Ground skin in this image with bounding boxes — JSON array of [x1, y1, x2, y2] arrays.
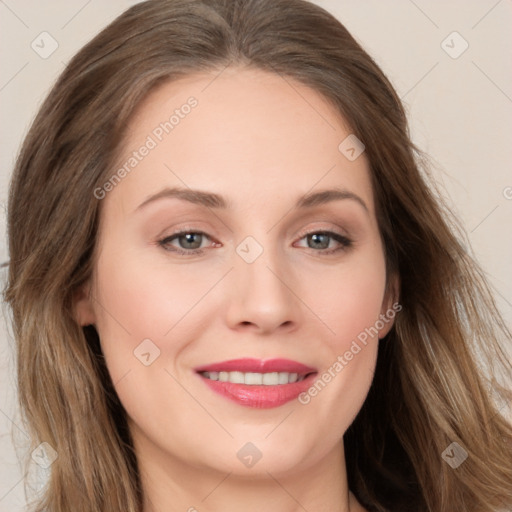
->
[[76, 66, 397, 512]]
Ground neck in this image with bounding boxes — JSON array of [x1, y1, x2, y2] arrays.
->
[[134, 430, 362, 512]]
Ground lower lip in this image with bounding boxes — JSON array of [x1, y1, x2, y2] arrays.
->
[[198, 373, 317, 408]]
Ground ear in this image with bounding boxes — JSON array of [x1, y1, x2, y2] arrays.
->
[[378, 272, 400, 339], [73, 281, 96, 326]]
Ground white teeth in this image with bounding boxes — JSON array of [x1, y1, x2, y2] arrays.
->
[[262, 372, 279, 385], [202, 371, 307, 385], [245, 372, 263, 385], [278, 372, 289, 384], [230, 371, 245, 384]]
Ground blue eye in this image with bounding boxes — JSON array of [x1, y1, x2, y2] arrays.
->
[[158, 231, 212, 254], [158, 230, 352, 256], [297, 231, 352, 253]]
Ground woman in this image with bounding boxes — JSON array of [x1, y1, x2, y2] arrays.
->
[[5, 0, 512, 511]]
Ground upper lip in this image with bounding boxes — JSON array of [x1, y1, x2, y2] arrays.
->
[[194, 358, 317, 375]]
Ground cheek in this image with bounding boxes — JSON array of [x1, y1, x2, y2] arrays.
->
[[294, 248, 385, 429], [90, 240, 230, 382], [303, 246, 387, 349]]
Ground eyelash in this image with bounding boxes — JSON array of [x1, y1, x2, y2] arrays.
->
[[295, 230, 353, 254], [158, 230, 217, 256], [157, 229, 352, 256]]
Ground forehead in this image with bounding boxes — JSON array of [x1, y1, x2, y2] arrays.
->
[[108, 66, 375, 215]]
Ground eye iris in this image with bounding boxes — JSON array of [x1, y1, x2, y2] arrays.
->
[[308, 233, 330, 249], [179, 233, 202, 249]]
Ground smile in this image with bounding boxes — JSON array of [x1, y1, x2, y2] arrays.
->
[[194, 358, 318, 408], [200, 371, 308, 385]]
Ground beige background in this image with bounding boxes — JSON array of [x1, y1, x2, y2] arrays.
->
[[1, 1, 511, 509]]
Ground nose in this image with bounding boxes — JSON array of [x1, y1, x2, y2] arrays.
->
[[224, 247, 300, 335]]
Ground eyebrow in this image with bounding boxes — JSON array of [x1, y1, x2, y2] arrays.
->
[[135, 186, 369, 214], [136, 187, 227, 210], [296, 189, 369, 213]]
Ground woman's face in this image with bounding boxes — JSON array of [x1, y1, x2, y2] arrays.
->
[[78, 67, 396, 479]]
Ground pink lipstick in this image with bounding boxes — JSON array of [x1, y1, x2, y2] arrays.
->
[[194, 358, 317, 409]]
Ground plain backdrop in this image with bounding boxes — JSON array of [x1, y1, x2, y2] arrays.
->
[[1, 1, 511, 510]]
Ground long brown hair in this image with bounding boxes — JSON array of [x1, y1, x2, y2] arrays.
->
[[5, 1, 512, 511]]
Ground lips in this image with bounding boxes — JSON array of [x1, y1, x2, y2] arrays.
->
[[195, 358, 316, 374], [194, 358, 317, 409]]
